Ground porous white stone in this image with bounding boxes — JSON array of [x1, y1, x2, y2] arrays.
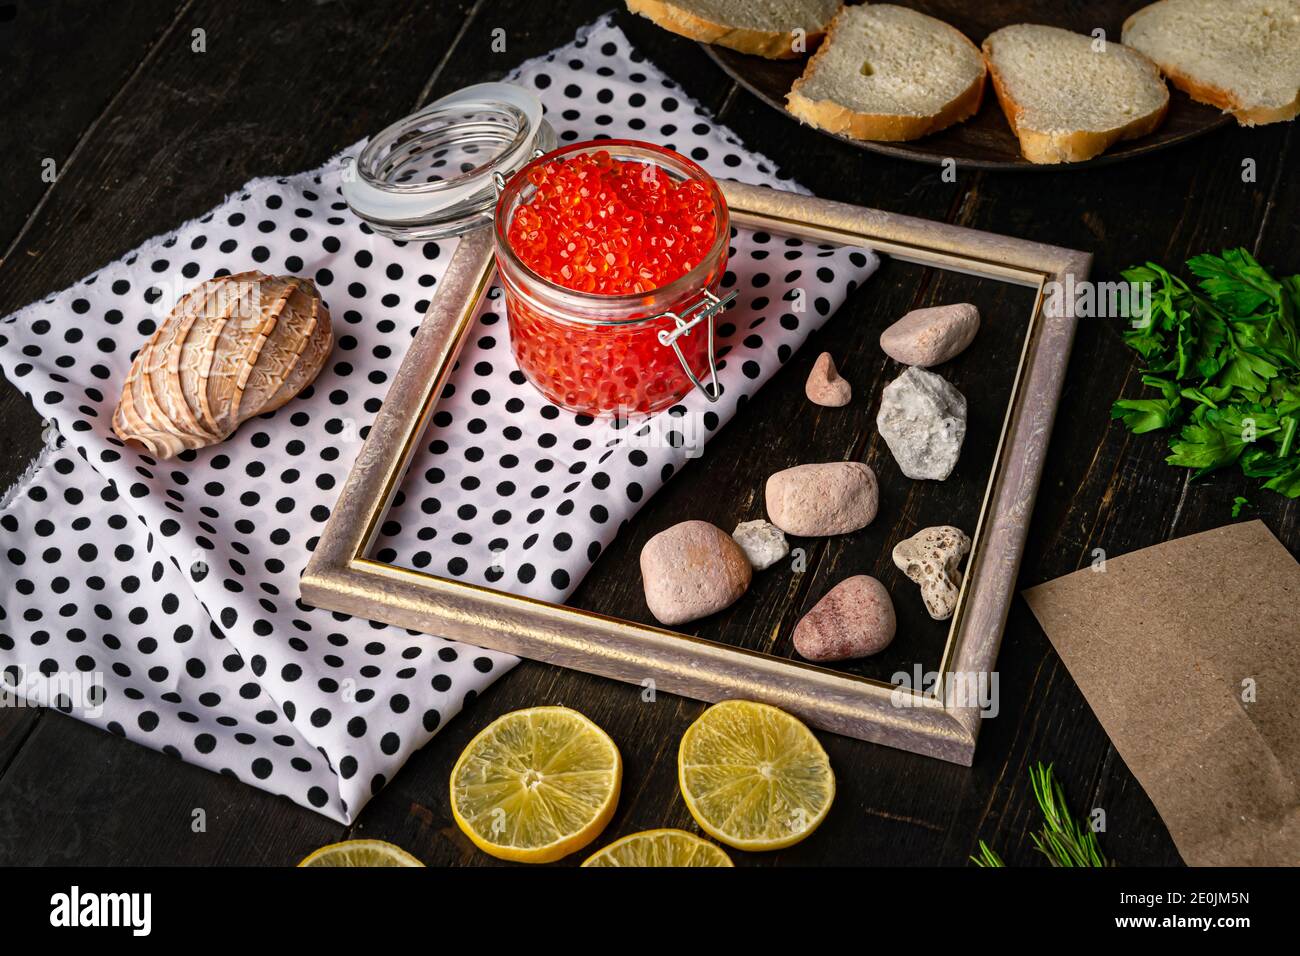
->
[[876, 366, 967, 480], [892, 525, 971, 620], [732, 519, 790, 571]]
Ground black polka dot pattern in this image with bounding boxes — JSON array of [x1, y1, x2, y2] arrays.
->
[[0, 16, 877, 824]]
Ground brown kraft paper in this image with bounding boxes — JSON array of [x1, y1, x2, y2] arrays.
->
[[1022, 520, 1300, 866]]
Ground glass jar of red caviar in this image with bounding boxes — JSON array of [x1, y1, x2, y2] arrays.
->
[[493, 141, 731, 417], [341, 85, 732, 417]]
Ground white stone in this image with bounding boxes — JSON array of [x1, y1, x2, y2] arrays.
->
[[876, 366, 967, 480], [732, 519, 790, 571], [892, 525, 971, 620]]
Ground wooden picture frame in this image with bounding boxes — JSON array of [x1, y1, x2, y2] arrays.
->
[[301, 179, 1089, 765]]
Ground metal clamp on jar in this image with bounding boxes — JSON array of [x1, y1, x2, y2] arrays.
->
[[342, 82, 733, 417]]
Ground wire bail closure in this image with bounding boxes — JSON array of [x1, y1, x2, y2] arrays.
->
[[490, 148, 547, 197], [654, 289, 736, 403]]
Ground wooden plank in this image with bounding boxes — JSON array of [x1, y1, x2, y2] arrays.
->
[[0, 0, 185, 488], [0, 0, 474, 313], [1, 0, 1294, 867], [420, 0, 740, 114], [0, 711, 340, 864], [1247, 125, 1300, 545], [0, 706, 40, 775], [0, 0, 185, 253]]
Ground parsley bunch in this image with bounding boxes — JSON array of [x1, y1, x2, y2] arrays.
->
[[1111, 248, 1300, 499]]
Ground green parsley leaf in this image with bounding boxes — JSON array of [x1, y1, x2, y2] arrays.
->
[[1112, 398, 1176, 434], [1112, 249, 1300, 501]]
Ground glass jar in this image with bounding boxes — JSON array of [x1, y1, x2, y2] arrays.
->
[[341, 83, 556, 240], [493, 141, 731, 417], [341, 85, 731, 417]]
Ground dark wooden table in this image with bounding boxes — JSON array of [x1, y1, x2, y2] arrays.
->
[[0, 0, 1295, 867]]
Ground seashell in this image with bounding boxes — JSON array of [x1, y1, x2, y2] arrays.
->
[[112, 271, 332, 458]]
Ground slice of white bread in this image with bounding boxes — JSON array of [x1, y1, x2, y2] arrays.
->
[[1122, 0, 1300, 126], [982, 24, 1169, 163], [625, 0, 841, 59], [785, 4, 985, 141]]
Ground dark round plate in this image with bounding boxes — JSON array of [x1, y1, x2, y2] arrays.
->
[[700, 0, 1232, 171]]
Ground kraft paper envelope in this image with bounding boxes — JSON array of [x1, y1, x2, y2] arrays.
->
[[1023, 520, 1300, 866]]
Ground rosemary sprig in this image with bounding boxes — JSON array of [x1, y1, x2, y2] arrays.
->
[[971, 840, 1005, 868], [1029, 763, 1109, 866], [971, 762, 1110, 867]]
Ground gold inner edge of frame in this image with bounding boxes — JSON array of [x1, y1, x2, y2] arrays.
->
[[354, 241, 496, 559], [934, 277, 1047, 696], [340, 193, 1057, 703], [348, 552, 944, 706]]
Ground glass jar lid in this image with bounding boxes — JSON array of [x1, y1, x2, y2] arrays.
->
[[341, 82, 556, 240]]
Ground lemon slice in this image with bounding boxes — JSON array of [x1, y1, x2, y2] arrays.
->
[[450, 706, 622, 863], [582, 828, 733, 867], [297, 839, 424, 867], [678, 700, 835, 851]]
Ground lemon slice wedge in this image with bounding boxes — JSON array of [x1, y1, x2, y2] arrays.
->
[[297, 839, 424, 867], [582, 828, 733, 867], [450, 706, 622, 863], [678, 700, 835, 851]]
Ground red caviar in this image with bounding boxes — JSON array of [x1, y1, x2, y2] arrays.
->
[[497, 144, 726, 416], [508, 150, 718, 294]]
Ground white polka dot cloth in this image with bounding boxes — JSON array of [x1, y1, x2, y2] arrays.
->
[[0, 15, 878, 823]]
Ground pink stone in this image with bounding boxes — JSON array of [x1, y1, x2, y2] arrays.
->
[[880, 303, 980, 367], [765, 461, 878, 537], [805, 352, 852, 407], [640, 520, 752, 626], [793, 575, 896, 661]]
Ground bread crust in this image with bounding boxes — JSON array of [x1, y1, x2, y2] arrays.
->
[[1157, 60, 1299, 125], [982, 35, 1170, 163], [784, 7, 986, 141], [787, 72, 985, 141], [1122, 4, 1300, 127], [625, 0, 828, 59]]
